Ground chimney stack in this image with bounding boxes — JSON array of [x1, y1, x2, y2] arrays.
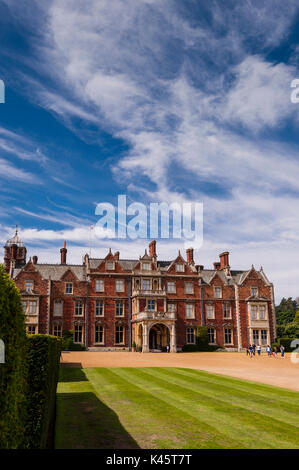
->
[[149, 240, 157, 258], [60, 241, 67, 265], [186, 248, 194, 264], [114, 251, 120, 261], [213, 261, 220, 270], [219, 251, 229, 269], [32, 255, 38, 265]]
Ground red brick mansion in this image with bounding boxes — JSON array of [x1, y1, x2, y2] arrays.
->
[[3, 230, 276, 352]]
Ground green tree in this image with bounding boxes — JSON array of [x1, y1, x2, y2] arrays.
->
[[275, 297, 297, 325], [0, 265, 28, 448]]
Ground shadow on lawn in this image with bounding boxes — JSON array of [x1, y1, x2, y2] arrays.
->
[[56, 368, 139, 449]]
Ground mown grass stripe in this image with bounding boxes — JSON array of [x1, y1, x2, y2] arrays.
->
[[111, 368, 299, 449], [85, 367, 243, 449], [147, 367, 299, 426]]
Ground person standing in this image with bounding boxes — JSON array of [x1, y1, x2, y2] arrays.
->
[[257, 344, 261, 356], [252, 343, 256, 356], [280, 344, 285, 358], [273, 346, 278, 358], [266, 345, 271, 357], [248, 344, 253, 358]]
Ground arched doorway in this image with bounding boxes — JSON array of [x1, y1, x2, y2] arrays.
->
[[149, 323, 170, 351]]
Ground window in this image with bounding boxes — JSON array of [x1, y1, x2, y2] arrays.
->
[[95, 300, 104, 316], [186, 327, 195, 344], [27, 326, 36, 334], [206, 305, 215, 319], [185, 282, 194, 294], [74, 300, 83, 316], [142, 262, 151, 270], [54, 300, 63, 317], [95, 325, 104, 344], [253, 329, 259, 343], [25, 281, 33, 293], [22, 301, 27, 313], [168, 303, 176, 313], [223, 303, 231, 319], [261, 329, 267, 345], [74, 325, 83, 343], [259, 305, 266, 320], [176, 264, 184, 272], [53, 324, 62, 337], [106, 261, 115, 270], [115, 325, 124, 344], [185, 303, 195, 318], [214, 287, 222, 298], [29, 301, 37, 314], [208, 328, 216, 344], [251, 305, 258, 320], [147, 299, 156, 311], [115, 279, 124, 292], [65, 282, 73, 294], [95, 279, 104, 292], [224, 328, 232, 344], [142, 279, 151, 290], [115, 302, 124, 317], [251, 287, 258, 297], [167, 281, 176, 293]]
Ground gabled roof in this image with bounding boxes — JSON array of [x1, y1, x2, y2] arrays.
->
[[12, 264, 86, 282]]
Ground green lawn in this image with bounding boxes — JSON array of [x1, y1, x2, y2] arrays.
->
[[55, 367, 299, 449]]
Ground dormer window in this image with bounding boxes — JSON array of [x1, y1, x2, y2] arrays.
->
[[176, 264, 184, 272], [214, 287, 222, 298], [25, 281, 33, 293], [251, 287, 258, 297], [106, 261, 115, 270], [142, 262, 151, 271], [142, 279, 151, 290], [65, 282, 73, 294]]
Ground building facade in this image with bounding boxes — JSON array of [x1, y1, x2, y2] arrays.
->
[[4, 231, 276, 352]]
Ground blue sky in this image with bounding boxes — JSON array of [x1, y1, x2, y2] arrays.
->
[[0, 0, 299, 301]]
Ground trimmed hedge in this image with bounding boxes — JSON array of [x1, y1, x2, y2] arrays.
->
[[24, 334, 61, 449], [0, 265, 27, 449]]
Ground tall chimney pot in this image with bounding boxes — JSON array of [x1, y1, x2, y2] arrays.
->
[[60, 241, 67, 265]]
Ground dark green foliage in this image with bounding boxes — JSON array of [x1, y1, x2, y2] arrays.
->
[[24, 334, 61, 448], [182, 326, 219, 352], [275, 297, 297, 325], [0, 265, 27, 449], [272, 337, 296, 353], [62, 329, 85, 351]]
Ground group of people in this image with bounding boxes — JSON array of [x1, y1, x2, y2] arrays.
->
[[246, 343, 285, 358]]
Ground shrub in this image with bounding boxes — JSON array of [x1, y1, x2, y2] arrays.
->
[[182, 327, 219, 352], [24, 334, 61, 449], [61, 329, 85, 351], [0, 265, 27, 449]]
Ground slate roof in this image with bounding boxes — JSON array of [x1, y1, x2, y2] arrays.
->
[[13, 264, 87, 281]]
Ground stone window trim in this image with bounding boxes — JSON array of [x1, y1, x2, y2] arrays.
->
[[65, 281, 73, 294], [251, 286, 258, 297], [115, 325, 125, 345], [176, 263, 185, 272], [74, 324, 84, 344], [95, 325, 105, 345], [53, 298, 63, 317], [74, 299, 84, 316], [115, 300, 125, 317], [95, 279, 105, 292], [106, 261, 115, 270], [186, 327, 196, 344], [223, 302, 232, 319], [25, 280, 34, 293], [95, 299, 105, 316], [214, 286, 222, 299], [185, 303, 195, 319], [208, 327, 216, 345], [185, 281, 194, 294], [167, 281, 176, 293], [224, 327, 233, 345], [249, 302, 268, 321], [115, 279, 125, 293], [206, 303, 215, 320], [146, 299, 156, 311], [142, 262, 151, 271]]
